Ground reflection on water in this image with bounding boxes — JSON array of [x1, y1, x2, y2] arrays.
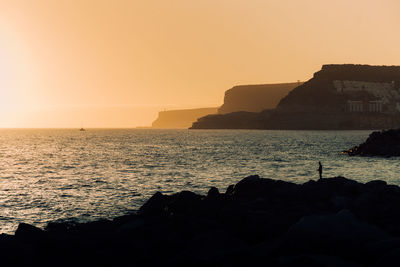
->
[[0, 129, 395, 233]]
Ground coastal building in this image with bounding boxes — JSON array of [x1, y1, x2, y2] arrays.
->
[[334, 80, 400, 114], [347, 101, 363, 112], [368, 101, 383, 112]]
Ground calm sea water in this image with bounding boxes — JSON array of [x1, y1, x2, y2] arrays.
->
[[0, 129, 398, 234]]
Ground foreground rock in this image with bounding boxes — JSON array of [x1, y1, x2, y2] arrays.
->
[[344, 128, 400, 157], [5, 175, 400, 266]]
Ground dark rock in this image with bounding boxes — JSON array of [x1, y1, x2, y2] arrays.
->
[[225, 184, 234, 195], [376, 248, 400, 267], [207, 187, 220, 198], [165, 191, 203, 217], [171, 230, 247, 265], [232, 175, 297, 199], [365, 238, 400, 262], [278, 254, 362, 267], [72, 219, 114, 235], [15, 223, 47, 241], [8, 174, 400, 266], [283, 210, 388, 257], [138, 191, 170, 216], [45, 221, 74, 234], [344, 128, 400, 157], [116, 218, 145, 233], [365, 180, 387, 189], [330, 195, 353, 209], [301, 176, 362, 202]]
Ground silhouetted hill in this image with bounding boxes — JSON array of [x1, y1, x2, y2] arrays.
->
[[192, 64, 400, 130], [151, 107, 217, 128], [6, 175, 400, 266], [191, 110, 272, 129], [277, 64, 400, 113], [218, 83, 301, 114]]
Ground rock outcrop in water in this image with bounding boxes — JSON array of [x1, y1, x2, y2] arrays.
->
[[151, 107, 217, 128], [5, 175, 400, 266], [344, 128, 400, 157], [192, 64, 400, 130]]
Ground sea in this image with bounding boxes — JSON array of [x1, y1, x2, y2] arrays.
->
[[1, 129, 399, 234]]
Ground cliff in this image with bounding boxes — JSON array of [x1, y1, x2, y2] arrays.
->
[[191, 110, 272, 129], [192, 64, 400, 130], [277, 64, 400, 114], [218, 83, 301, 114], [151, 107, 217, 128], [153, 82, 299, 129]]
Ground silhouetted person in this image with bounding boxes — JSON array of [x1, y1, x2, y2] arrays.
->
[[318, 161, 323, 179]]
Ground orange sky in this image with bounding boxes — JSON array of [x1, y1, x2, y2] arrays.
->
[[1, 0, 399, 127]]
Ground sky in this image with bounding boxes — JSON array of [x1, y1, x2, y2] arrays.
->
[[0, 0, 399, 127]]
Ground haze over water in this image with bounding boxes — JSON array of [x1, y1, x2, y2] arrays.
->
[[1, 129, 398, 234]]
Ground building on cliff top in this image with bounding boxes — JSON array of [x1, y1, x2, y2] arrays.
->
[[333, 80, 400, 113]]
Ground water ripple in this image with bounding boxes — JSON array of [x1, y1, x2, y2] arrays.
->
[[0, 128, 385, 234]]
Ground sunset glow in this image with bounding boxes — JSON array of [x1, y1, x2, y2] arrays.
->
[[1, 0, 399, 127]]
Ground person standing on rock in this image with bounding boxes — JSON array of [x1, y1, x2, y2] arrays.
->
[[318, 161, 323, 179]]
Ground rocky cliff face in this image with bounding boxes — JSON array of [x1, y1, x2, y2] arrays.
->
[[192, 64, 400, 130], [218, 83, 301, 114], [277, 64, 400, 114], [191, 110, 273, 129], [152, 107, 217, 128]]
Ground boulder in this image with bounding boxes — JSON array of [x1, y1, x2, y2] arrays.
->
[[225, 184, 234, 195], [344, 128, 400, 157], [365, 180, 387, 189], [364, 238, 400, 262], [278, 254, 362, 267], [166, 191, 203, 216], [207, 187, 220, 199], [15, 223, 47, 242], [232, 175, 297, 199], [376, 248, 400, 267], [283, 210, 388, 257], [138, 191, 170, 216]]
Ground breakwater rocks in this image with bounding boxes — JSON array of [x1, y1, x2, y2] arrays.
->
[[4, 175, 400, 266], [344, 128, 400, 157]]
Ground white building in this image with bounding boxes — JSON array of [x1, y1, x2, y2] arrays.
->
[[368, 101, 383, 112]]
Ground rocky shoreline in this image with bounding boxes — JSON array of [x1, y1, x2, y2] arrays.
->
[[4, 175, 400, 266]]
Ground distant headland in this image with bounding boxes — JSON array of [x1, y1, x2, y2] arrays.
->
[[151, 83, 299, 128], [191, 64, 400, 130], [151, 107, 218, 128]]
